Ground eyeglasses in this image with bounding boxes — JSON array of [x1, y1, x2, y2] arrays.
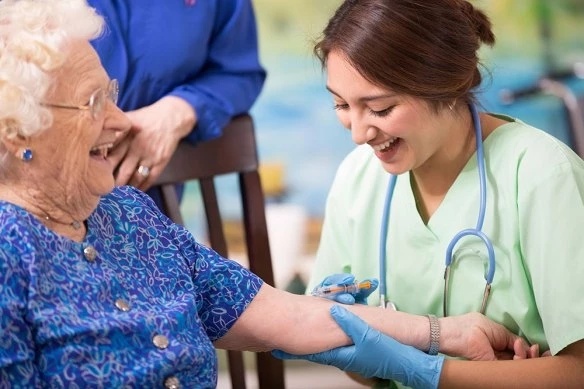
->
[[43, 79, 119, 120]]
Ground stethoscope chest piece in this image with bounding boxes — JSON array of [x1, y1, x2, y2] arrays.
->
[[379, 294, 397, 310], [385, 300, 397, 310]]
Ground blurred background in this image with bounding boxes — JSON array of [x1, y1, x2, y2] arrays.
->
[[191, 0, 584, 387], [182, 0, 584, 293]]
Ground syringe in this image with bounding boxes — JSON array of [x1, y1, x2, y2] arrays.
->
[[311, 280, 373, 298]]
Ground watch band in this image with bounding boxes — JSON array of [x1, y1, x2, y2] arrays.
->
[[426, 314, 440, 355]]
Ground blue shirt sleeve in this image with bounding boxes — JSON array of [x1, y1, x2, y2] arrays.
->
[[89, 0, 266, 146], [169, 0, 266, 144]]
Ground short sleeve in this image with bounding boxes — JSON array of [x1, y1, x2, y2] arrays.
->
[[124, 187, 264, 341], [518, 153, 584, 354], [181, 238, 263, 341]]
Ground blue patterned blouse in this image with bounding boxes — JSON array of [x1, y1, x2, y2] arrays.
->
[[0, 186, 263, 388]]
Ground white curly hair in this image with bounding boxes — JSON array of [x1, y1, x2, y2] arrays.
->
[[0, 0, 104, 140]]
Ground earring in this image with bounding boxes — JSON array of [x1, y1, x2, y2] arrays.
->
[[448, 99, 457, 111], [20, 148, 33, 162]]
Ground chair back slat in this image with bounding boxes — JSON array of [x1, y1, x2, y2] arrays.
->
[[239, 171, 276, 285], [200, 178, 228, 257], [159, 184, 185, 226], [155, 114, 285, 389], [156, 115, 258, 184]]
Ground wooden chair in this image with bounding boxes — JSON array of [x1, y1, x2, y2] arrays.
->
[[154, 115, 286, 389]]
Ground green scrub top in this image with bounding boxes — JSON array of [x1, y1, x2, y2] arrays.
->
[[309, 117, 584, 362]]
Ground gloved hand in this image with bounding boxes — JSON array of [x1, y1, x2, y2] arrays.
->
[[273, 305, 444, 389], [312, 273, 378, 305]]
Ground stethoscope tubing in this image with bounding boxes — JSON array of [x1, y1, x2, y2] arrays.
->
[[379, 174, 397, 307], [378, 103, 496, 315]]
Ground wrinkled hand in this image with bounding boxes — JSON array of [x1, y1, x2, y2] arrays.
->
[[443, 312, 543, 361], [513, 341, 552, 360], [312, 274, 378, 305], [518, 347, 552, 359], [273, 305, 444, 389], [114, 96, 196, 191]]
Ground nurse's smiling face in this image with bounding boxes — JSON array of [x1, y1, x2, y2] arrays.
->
[[326, 50, 456, 176]]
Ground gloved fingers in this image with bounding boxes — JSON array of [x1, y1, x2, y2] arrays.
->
[[369, 278, 380, 292], [313, 293, 356, 304], [272, 347, 355, 368], [330, 305, 373, 344], [353, 278, 379, 304], [271, 350, 305, 361], [320, 273, 355, 287], [313, 274, 357, 304], [334, 294, 357, 305], [315, 275, 379, 305]]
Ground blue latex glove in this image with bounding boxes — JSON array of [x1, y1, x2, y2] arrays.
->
[[312, 273, 379, 305], [273, 305, 444, 389]]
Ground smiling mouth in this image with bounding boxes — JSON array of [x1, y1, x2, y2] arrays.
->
[[373, 137, 399, 152], [89, 143, 113, 159]]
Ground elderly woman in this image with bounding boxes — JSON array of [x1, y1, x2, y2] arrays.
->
[[0, 1, 536, 388]]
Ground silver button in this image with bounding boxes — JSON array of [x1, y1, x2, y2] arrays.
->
[[114, 298, 130, 312], [152, 334, 169, 349], [83, 245, 98, 262], [164, 376, 180, 389]]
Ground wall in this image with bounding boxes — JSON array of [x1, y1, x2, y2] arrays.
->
[[181, 0, 584, 247]]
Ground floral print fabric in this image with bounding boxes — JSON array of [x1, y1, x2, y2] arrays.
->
[[0, 186, 262, 388]]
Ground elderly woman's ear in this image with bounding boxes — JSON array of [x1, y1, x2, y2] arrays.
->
[[0, 130, 31, 162]]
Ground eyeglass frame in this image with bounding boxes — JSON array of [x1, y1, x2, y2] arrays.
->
[[42, 79, 119, 120]]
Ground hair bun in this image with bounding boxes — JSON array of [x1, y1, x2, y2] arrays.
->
[[460, 0, 495, 46]]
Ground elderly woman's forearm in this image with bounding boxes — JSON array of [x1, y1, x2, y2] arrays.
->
[[215, 284, 429, 354]]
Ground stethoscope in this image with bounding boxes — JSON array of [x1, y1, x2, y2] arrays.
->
[[378, 103, 495, 317]]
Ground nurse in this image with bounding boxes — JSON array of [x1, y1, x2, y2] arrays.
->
[[276, 0, 584, 387]]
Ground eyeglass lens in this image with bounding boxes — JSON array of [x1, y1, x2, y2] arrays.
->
[[90, 79, 119, 119]]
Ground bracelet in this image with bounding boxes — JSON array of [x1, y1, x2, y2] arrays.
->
[[426, 314, 440, 355]]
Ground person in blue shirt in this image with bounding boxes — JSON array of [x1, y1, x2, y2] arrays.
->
[[88, 0, 266, 207]]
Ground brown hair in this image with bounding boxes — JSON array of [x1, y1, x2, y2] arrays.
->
[[314, 0, 495, 110]]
